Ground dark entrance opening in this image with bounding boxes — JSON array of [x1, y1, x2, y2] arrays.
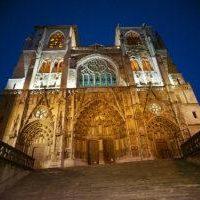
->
[[155, 139, 172, 159], [103, 139, 115, 164], [88, 140, 99, 165]]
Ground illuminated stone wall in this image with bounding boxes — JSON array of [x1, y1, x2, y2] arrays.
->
[[0, 24, 200, 168]]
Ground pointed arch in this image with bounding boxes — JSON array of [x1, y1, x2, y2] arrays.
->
[[75, 98, 125, 123], [48, 31, 65, 48], [39, 59, 51, 73], [130, 59, 141, 71], [52, 59, 63, 73], [125, 31, 142, 46], [16, 105, 54, 168], [142, 58, 153, 71], [76, 54, 119, 87], [73, 99, 128, 163], [146, 116, 181, 158]]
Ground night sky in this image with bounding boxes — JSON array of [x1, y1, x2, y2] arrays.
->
[[0, 0, 200, 101]]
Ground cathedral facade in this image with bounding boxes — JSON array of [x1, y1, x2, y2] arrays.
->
[[0, 25, 200, 168]]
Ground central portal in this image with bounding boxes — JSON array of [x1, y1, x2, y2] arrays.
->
[[87, 139, 115, 165], [74, 100, 127, 165]]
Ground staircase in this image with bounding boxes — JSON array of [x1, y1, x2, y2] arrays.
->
[[1, 160, 200, 200]]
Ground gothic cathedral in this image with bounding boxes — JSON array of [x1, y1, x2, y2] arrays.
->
[[0, 25, 200, 168]]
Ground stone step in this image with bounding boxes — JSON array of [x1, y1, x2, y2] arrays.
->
[[1, 160, 200, 200], [49, 161, 62, 168]]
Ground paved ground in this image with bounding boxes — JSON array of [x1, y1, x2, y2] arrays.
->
[[1, 160, 200, 200]]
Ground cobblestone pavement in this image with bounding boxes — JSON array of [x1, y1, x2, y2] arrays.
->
[[1, 160, 200, 200]]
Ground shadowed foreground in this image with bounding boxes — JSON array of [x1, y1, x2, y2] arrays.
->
[[1, 160, 200, 200]]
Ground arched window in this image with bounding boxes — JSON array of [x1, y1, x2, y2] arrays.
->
[[142, 58, 153, 71], [39, 59, 51, 73], [125, 31, 141, 46], [52, 60, 63, 73], [130, 59, 140, 71], [48, 31, 65, 48], [77, 57, 117, 87]]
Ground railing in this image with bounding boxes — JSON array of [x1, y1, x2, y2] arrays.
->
[[0, 140, 34, 169], [181, 131, 200, 157]]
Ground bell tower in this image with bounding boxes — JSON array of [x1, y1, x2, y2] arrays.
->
[[116, 25, 164, 87], [5, 25, 78, 91]]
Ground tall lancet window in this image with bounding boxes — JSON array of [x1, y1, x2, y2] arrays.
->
[[78, 57, 117, 87], [125, 31, 141, 46], [52, 60, 63, 73], [39, 59, 51, 73], [142, 58, 153, 71], [130, 59, 141, 71], [48, 31, 65, 48]]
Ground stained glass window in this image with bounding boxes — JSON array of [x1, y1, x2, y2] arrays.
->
[[78, 58, 117, 87], [107, 73, 112, 85], [96, 74, 101, 86], [142, 58, 153, 71], [101, 74, 107, 86], [89, 75, 94, 86], [48, 32, 65, 48], [130, 59, 140, 71], [39, 59, 51, 73], [84, 74, 89, 86]]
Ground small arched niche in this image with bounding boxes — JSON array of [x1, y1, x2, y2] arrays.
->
[[125, 31, 142, 46]]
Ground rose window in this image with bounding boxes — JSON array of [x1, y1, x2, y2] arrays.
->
[[148, 103, 162, 115], [35, 107, 49, 119]]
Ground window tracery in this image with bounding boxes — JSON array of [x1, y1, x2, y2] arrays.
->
[[35, 107, 49, 119], [148, 103, 162, 115], [48, 31, 65, 48], [78, 58, 117, 87]]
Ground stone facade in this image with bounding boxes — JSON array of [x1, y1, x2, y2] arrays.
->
[[1, 24, 200, 168]]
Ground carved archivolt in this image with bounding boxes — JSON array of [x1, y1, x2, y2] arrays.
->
[[147, 116, 180, 139], [16, 105, 54, 151], [73, 99, 129, 161], [145, 116, 181, 158], [74, 100, 126, 140], [73, 91, 125, 123]]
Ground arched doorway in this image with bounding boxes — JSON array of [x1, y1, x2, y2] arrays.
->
[[16, 107, 54, 168], [147, 116, 181, 159], [74, 100, 127, 165]]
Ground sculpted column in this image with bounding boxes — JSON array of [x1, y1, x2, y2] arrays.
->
[[64, 90, 75, 167]]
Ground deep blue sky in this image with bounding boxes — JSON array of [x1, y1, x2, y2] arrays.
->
[[0, 0, 200, 100]]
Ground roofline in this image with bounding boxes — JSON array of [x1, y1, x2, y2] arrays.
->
[[34, 25, 77, 30], [118, 25, 152, 30]]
